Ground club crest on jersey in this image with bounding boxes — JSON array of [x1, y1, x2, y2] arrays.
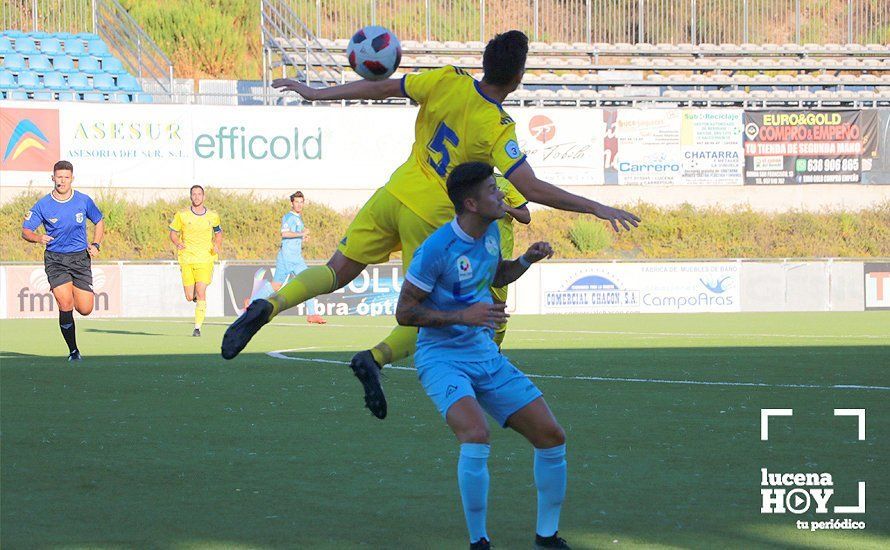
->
[[75, 212, 84, 223], [48, 218, 58, 224], [484, 235, 499, 256], [24, 211, 32, 221], [457, 255, 473, 281]]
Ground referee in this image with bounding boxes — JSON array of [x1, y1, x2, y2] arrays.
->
[[21, 160, 105, 362]]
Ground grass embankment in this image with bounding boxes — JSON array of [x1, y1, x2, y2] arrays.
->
[[2, 191, 888, 262]]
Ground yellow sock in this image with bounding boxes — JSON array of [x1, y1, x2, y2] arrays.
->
[[493, 320, 507, 349], [195, 300, 206, 329], [371, 325, 418, 366], [268, 266, 336, 318]]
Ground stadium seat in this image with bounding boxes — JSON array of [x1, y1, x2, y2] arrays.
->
[[39, 37, 62, 55], [28, 31, 50, 39], [117, 74, 141, 92], [64, 38, 86, 55], [83, 91, 106, 102], [28, 54, 52, 72], [112, 92, 132, 103], [76, 32, 99, 40], [16, 71, 42, 89], [2, 30, 26, 38], [14, 37, 39, 54], [78, 56, 102, 73], [57, 90, 77, 101], [6, 90, 29, 100], [33, 90, 55, 101], [86, 39, 109, 55], [135, 92, 154, 103], [0, 36, 13, 54], [52, 54, 75, 71], [67, 72, 91, 91], [101, 56, 126, 74], [43, 71, 67, 88], [92, 72, 116, 90], [2, 52, 26, 70], [0, 70, 15, 89]]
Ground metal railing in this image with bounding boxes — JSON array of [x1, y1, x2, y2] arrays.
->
[[1, 0, 174, 97], [286, 0, 890, 45], [261, 0, 344, 103]]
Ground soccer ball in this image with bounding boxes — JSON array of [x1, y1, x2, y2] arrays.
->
[[347, 25, 401, 80]]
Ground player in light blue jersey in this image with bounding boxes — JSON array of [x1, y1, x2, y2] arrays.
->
[[396, 162, 569, 550], [249, 191, 325, 323], [21, 160, 105, 362]]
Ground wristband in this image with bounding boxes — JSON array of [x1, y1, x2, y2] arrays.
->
[[519, 255, 531, 268], [91, 242, 101, 251]]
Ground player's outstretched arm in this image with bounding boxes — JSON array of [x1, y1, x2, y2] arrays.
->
[[396, 280, 508, 330], [507, 162, 641, 232], [271, 78, 405, 101], [493, 241, 553, 288]]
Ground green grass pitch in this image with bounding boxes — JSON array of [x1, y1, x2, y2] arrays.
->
[[1, 313, 888, 549]]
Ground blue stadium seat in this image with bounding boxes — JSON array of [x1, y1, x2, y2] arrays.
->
[[0, 71, 16, 89], [117, 73, 141, 92], [135, 92, 154, 103], [7, 90, 29, 100], [28, 54, 52, 72], [16, 71, 42, 89], [51, 54, 75, 71], [83, 91, 106, 102], [28, 31, 50, 40], [78, 56, 102, 73], [86, 39, 109, 55], [0, 37, 13, 54], [2, 53, 26, 71], [112, 92, 132, 103], [55, 32, 74, 40], [76, 32, 99, 40], [39, 37, 62, 55], [101, 56, 126, 74], [33, 90, 55, 101], [3, 30, 26, 38], [64, 38, 86, 56], [57, 90, 77, 101], [92, 72, 116, 90], [67, 72, 91, 91], [43, 71, 67, 89], [14, 37, 39, 54]]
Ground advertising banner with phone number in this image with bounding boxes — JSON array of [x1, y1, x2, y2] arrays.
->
[[743, 110, 880, 184]]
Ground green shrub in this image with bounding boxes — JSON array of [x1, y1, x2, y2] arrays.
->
[[567, 218, 611, 255]]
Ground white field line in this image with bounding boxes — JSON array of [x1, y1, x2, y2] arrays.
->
[[84, 318, 890, 341], [267, 348, 890, 392]]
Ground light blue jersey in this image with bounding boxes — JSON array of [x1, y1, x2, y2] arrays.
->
[[406, 218, 502, 366], [279, 211, 304, 260], [23, 191, 103, 254]]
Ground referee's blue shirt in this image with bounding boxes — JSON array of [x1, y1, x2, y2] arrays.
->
[[23, 191, 103, 254]]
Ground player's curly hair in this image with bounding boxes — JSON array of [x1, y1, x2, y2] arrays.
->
[[447, 162, 494, 214], [483, 30, 528, 86]]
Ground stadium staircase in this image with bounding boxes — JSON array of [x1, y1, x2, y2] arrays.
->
[[0, 0, 173, 103]]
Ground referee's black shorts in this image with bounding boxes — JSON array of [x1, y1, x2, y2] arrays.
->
[[44, 250, 93, 292]]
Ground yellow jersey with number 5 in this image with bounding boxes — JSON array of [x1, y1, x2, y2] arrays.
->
[[387, 66, 527, 227]]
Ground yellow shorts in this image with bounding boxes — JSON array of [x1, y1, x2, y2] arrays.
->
[[338, 187, 438, 270], [490, 284, 509, 303], [180, 262, 214, 286]]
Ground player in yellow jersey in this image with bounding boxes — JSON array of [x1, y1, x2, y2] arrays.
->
[[491, 174, 531, 349], [222, 30, 640, 420], [169, 185, 222, 337]]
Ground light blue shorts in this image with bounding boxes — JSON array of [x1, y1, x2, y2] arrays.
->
[[417, 355, 542, 427], [273, 256, 307, 283]]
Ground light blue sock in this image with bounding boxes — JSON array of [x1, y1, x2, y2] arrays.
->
[[534, 444, 567, 537], [458, 443, 490, 543]]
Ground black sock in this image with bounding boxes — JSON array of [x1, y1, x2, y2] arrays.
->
[[59, 310, 78, 354]]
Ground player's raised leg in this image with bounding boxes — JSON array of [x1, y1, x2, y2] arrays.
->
[[506, 397, 570, 549]]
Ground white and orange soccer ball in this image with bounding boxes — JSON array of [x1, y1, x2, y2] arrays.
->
[[346, 25, 402, 81]]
